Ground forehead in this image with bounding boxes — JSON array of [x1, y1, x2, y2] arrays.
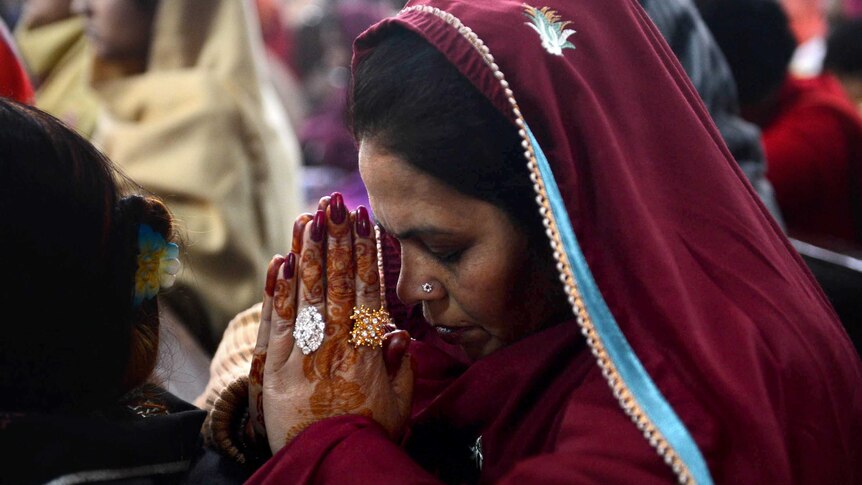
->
[[359, 141, 418, 196], [358, 139, 491, 234]]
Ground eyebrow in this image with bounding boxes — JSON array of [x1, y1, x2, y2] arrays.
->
[[373, 218, 456, 240]]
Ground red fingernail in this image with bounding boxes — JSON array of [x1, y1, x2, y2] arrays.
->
[[284, 252, 296, 279], [266, 255, 285, 296], [311, 210, 326, 242], [330, 192, 346, 225], [356, 206, 371, 237]]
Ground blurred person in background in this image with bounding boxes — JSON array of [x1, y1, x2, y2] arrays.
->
[[641, 0, 784, 221], [824, 18, 862, 112], [14, 0, 100, 136], [0, 98, 204, 484], [253, 0, 392, 211], [781, 0, 830, 76], [70, 0, 303, 346], [255, 0, 313, 130], [703, 0, 862, 246], [295, 0, 391, 210]]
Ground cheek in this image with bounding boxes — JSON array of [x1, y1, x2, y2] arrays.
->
[[451, 246, 528, 339]]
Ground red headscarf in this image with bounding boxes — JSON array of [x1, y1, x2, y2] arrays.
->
[[0, 20, 34, 104], [353, 0, 862, 482]]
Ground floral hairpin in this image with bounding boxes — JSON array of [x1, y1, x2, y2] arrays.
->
[[133, 224, 181, 306]]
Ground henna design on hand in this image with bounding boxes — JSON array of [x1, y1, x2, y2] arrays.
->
[[274, 279, 296, 322], [325, 218, 355, 327], [308, 375, 367, 417], [300, 247, 324, 305], [354, 238, 380, 303], [261, 198, 413, 453], [249, 352, 267, 430]]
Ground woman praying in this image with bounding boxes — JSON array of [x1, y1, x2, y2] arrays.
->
[[202, 1, 862, 482]]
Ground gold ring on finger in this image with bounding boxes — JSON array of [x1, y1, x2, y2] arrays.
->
[[348, 305, 390, 348]]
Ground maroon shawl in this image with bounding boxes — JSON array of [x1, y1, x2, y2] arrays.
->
[[249, 1, 862, 483]]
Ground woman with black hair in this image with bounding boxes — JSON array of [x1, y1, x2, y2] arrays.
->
[[205, 1, 862, 483], [0, 98, 203, 484]]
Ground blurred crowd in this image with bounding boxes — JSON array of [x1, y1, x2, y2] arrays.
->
[[7, 0, 860, 246]]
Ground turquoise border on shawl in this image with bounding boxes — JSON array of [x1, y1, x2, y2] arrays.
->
[[526, 125, 713, 485]]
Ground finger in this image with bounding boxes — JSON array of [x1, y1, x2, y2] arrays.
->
[[266, 252, 299, 373], [391, 353, 415, 405], [353, 205, 381, 310], [249, 255, 284, 440], [292, 213, 313, 254], [293, 210, 327, 356], [256, 255, 284, 353], [382, 329, 411, 377], [326, 192, 355, 331], [317, 195, 331, 213]]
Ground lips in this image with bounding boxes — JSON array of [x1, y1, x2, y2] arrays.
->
[[433, 324, 476, 345]]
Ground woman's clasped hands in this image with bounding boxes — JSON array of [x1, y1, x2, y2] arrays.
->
[[248, 193, 414, 454]]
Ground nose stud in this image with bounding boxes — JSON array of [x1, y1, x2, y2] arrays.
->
[[421, 282, 433, 293]]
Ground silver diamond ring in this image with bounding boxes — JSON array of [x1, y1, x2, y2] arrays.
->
[[294, 306, 325, 354], [421, 282, 433, 293]]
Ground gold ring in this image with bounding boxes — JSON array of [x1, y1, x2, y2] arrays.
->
[[349, 305, 390, 348]]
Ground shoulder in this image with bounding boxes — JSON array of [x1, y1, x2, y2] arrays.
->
[[552, 348, 725, 483], [501, 365, 680, 483]]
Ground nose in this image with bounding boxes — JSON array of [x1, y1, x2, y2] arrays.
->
[[395, 249, 443, 306]]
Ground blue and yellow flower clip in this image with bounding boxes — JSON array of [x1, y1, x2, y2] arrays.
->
[[133, 224, 181, 306]]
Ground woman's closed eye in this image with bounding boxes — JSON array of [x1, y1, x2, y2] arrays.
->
[[425, 244, 465, 264]]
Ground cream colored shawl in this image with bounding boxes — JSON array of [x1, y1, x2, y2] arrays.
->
[[15, 16, 100, 137], [91, 0, 301, 332]]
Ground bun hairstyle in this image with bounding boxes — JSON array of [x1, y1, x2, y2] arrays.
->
[[113, 195, 175, 393], [0, 99, 176, 413]]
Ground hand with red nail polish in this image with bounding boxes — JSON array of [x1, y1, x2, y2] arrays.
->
[[252, 195, 414, 454]]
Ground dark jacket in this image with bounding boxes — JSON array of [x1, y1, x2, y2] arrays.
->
[[1, 387, 205, 484]]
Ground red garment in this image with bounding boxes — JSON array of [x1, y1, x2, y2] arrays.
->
[[249, 324, 680, 484], [0, 20, 34, 104], [250, 0, 862, 483], [761, 74, 862, 243]]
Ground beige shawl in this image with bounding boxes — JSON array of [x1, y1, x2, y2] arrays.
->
[[91, 0, 301, 332], [15, 16, 100, 137]]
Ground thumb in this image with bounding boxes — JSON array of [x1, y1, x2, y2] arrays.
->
[[391, 352, 415, 419], [382, 330, 411, 377]]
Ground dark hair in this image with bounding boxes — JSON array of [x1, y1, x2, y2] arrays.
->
[[350, 27, 543, 246], [0, 99, 173, 413], [824, 19, 862, 77], [700, 0, 797, 106]]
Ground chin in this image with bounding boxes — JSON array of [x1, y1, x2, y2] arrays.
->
[[463, 340, 503, 362]]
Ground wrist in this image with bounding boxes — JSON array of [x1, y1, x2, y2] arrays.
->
[[207, 376, 270, 466], [237, 407, 271, 466]]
